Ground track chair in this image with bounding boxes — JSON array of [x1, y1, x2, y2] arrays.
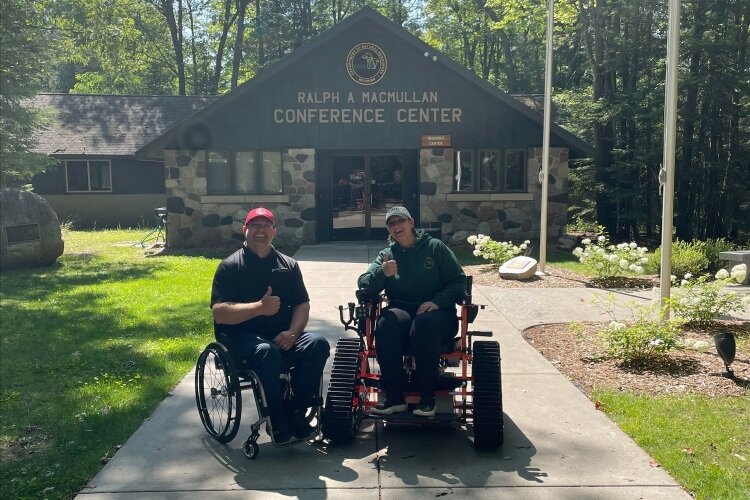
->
[[321, 276, 503, 449]]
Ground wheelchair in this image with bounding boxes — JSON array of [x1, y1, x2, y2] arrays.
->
[[321, 276, 503, 449], [194, 332, 323, 459]]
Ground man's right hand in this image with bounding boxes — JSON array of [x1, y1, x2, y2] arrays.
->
[[258, 286, 281, 315], [382, 257, 398, 277]]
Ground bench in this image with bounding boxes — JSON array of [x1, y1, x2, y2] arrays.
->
[[719, 251, 750, 284]]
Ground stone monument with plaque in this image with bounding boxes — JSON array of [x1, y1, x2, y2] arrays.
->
[[1, 188, 64, 270], [498, 255, 538, 280]]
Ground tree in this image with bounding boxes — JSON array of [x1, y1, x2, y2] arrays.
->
[[0, 0, 56, 187]]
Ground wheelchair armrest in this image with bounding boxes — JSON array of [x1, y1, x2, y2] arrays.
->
[[355, 288, 382, 305]]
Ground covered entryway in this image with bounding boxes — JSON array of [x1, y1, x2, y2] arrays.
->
[[317, 150, 418, 241]]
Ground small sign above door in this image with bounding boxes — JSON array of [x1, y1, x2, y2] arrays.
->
[[421, 134, 451, 147]]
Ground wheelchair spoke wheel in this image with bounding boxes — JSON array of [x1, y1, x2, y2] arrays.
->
[[195, 342, 242, 443], [472, 340, 503, 449], [322, 338, 361, 443]]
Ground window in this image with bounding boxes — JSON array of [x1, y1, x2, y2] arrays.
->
[[452, 149, 527, 193], [504, 149, 526, 192], [453, 150, 473, 192], [207, 151, 283, 195], [479, 150, 501, 191], [65, 160, 112, 192]]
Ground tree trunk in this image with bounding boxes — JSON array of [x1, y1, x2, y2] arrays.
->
[[231, 0, 250, 89], [153, 0, 187, 95], [210, 0, 237, 94]]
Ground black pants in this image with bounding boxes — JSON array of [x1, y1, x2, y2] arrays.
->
[[231, 332, 330, 419], [375, 307, 458, 402]]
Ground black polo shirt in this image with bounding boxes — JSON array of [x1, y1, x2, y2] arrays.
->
[[211, 246, 310, 339]]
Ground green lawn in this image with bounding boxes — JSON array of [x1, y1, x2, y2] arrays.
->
[[595, 392, 750, 499], [0, 229, 219, 499]]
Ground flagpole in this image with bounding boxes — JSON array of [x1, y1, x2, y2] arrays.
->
[[538, 0, 554, 274], [659, 0, 681, 317]]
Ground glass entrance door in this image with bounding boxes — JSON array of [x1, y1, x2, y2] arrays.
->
[[331, 153, 405, 239]]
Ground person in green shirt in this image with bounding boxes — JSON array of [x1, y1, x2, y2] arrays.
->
[[358, 206, 466, 417]]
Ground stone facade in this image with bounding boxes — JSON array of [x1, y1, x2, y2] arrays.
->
[[162, 146, 569, 248], [419, 147, 569, 245], [163, 149, 316, 248]]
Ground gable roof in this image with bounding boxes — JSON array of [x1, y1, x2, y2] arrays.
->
[[137, 7, 593, 159], [31, 94, 217, 157]]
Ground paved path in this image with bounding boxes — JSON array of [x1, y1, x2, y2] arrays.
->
[[76, 241, 750, 499]]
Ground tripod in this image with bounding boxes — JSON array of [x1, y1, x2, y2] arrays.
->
[[140, 208, 168, 248]]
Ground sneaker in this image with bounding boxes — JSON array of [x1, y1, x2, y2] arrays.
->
[[273, 426, 296, 445], [370, 399, 408, 415], [291, 410, 316, 439], [413, 401, 436, 417], [268, 413, 296, 445]]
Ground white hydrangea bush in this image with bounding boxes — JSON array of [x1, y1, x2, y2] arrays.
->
[[572, 234, 648, 279], [467, 234, 530, 264], [667, 265, 748, 327]]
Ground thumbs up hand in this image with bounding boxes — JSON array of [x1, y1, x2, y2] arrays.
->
[[259, 286, 281, 316], [381, 256, 398, 278]]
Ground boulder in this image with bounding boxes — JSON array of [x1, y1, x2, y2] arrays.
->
[[556, 234, 579, 251], [1, 188, 64, 270], [498, 256, 538, 280]]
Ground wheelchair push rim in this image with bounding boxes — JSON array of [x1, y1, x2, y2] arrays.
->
[[195, 342, 243, 444]]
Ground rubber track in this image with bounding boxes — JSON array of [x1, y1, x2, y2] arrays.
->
[[322, 338, 361, 442], [472, 340, 503, 449]]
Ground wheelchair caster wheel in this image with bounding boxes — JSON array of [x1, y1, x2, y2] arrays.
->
[[243, 438, 259, 459]]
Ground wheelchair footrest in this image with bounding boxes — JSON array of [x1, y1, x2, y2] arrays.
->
[[469, 331, 492, 337], [364, 411, 460, 424]]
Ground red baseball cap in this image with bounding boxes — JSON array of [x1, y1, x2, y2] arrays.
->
[[244, 207, 275, 225]]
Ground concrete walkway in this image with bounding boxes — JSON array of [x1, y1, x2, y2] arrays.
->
[[76, 241, 749, 499]]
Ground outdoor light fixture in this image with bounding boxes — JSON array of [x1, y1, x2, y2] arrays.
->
[[713, 331, 736, 379]]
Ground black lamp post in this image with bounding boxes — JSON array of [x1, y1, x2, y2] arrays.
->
[[713, 331, 736, 379]]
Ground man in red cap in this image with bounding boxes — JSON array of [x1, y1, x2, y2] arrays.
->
[[211, 207, 330, 444]]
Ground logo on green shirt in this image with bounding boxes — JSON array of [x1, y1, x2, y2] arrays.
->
[[424, 257, 435, 270]]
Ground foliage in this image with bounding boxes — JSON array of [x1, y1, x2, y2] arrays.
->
[[0, 229, 217, 498], [593, 293, 683, 362], [701, 238, 736, 272], [648, 240, 711, 278], [667, 268, 748, 327], [467, 234, 529, 264], [572, 234, 648, 279], [595, 392, 750, 499], [0, 0, 57, 186]]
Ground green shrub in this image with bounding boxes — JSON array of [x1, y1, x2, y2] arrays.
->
[[702, 238, 735, 272], [467, 234, 529, 264], [572, 233, 648, 279], [594, 294, 683, 362], [649, 239, 709, 277], [667, 271, 748, 327]]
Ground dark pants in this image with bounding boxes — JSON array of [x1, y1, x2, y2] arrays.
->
[[375, 307, 458, 402], [230, 332, 330, 419]]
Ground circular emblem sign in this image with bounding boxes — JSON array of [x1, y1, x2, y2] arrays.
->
[[346, 43, 387, 85]]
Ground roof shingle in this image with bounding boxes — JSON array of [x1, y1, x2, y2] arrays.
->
[[30, 94, 217, 156]]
